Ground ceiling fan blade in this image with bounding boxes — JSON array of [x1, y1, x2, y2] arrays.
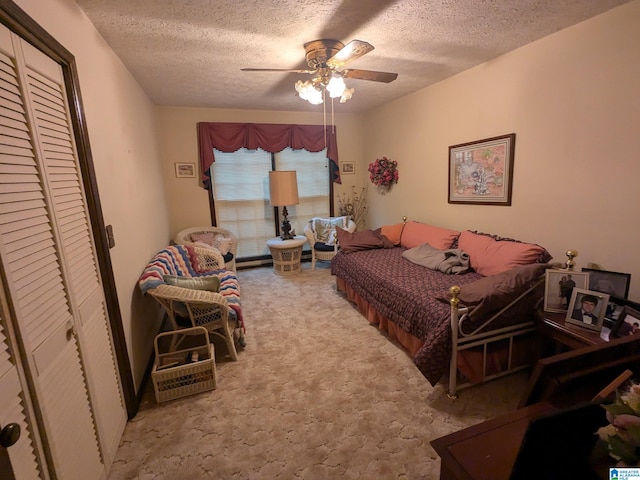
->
[[342, 69, 398, 83], [241, 68, 315, 74], [326, 40, 374, 68]]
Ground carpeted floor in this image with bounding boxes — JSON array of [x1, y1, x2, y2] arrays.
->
[[108, 263, 528, 479]]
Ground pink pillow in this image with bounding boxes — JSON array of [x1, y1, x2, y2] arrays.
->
[[380, 223, 405, 246], [458, 230, 552, 276], [399, 221, 460, 250]]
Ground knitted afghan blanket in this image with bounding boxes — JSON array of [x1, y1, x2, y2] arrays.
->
[[138, 245, 243, 325]]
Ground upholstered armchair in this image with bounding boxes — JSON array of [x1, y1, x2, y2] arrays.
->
[[175, 226, 238, 271], [304, 216, 356, 269]]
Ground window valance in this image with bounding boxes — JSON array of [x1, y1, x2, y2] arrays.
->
[[197, 122, 340, 188]]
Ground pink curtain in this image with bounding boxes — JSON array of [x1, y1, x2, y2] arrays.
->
[[197, 122, 341, 188]]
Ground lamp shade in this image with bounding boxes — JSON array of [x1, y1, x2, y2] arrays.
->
[[269, 171, 299, 206]]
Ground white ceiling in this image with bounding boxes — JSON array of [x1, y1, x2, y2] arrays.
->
[[74, 0, 630, 113]]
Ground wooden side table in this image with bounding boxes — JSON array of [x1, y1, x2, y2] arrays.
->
[[431, 402, 557, 480], [266, 235, 307, 275], [538, 311, 605, 350]]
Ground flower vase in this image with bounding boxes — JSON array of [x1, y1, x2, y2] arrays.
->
[[377, 184, 391, 195]]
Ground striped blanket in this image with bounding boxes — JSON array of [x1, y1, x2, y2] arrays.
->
[[138, 245, 243, 325]]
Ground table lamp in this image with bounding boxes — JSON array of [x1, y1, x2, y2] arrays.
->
[[269, 170, 299, 240]]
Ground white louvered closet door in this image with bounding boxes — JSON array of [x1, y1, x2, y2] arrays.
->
[[0, 305, 42, 480], [0, 23, 126, 479]]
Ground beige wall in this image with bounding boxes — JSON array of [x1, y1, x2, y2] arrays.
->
[[155, 107, 366, 239], [14, 0, 171, 390], [363, 1, 640, 300], [13, 0, 640, 393]]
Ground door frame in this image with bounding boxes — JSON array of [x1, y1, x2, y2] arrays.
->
[[0, 0, 136, 418]]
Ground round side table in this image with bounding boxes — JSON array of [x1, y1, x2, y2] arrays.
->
[[266, 235, 307, 275]]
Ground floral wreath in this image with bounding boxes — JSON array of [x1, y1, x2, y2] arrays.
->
[[368, 157, 399, 187]]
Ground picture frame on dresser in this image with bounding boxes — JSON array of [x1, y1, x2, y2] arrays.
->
[[581, 267, 631, 300], [565, 288, 609, 332], [544, 269, 589, 313], [611, 306, 640, 338]]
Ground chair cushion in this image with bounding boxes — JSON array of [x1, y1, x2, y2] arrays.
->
[[162, 274, 220, 292], [314, 242, 335, 252], [190, 232, 233, 255], [311, 217, 349, 243]]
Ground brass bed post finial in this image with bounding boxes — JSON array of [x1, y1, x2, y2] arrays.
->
[[565, 250, 578, 270], [449, 285, 460, 308], [402, 216, 407, 223]]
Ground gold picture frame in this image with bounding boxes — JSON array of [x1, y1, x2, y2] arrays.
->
[[448, 133, 516, 205]]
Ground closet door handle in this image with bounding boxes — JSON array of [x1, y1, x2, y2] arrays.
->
[[66, 320, 76, 340], [0, 423, 20, 448]]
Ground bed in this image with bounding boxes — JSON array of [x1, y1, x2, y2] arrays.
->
[[330, 221, 552, 397]]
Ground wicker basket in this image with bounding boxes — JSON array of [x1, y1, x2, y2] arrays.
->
[[152, 327, 217, 403]]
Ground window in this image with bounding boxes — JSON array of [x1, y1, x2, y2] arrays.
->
[[211, 147, 330, 259]]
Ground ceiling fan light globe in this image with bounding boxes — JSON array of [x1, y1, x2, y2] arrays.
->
[[340, 87, 354, 103], [295, 80, 323, 104], [326, 75, 346, 98], [307, 95, 324, 105]]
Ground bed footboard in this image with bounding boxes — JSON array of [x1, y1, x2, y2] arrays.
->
[[446, 278, 544, 398]]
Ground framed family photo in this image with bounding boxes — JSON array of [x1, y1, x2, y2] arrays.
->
[[543, 269, 589, 313], [581, 267, 631, 300], [565, 288, 609, 331], [611, 306, 640, 338], [448, 133, 515, 206]]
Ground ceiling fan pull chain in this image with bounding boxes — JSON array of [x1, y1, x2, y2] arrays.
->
[[323, 89, 327, 149], [331, 96, 335, 134]]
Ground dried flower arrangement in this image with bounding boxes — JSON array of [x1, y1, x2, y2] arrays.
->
[[337, 185, 367, 230], [368, 157, 399, 187]]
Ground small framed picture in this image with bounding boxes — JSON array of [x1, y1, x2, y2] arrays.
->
[[611, 307, 640, 338], [544, 269, 589, 313], [175, 162, 196, 178], [581, 267, 631, 300], [565, 288, 609, 331], [341, 161, 355, 175]]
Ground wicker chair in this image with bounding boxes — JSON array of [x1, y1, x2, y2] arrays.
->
[[175, 226, 238, 272], [148, 285, 239, 361], [304, 217, 357, 269], [139, 245, 244, 361]]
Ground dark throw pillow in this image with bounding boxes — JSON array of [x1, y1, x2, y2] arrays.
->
[[436, 263, 549, 319], [335, 227, 394, 254]]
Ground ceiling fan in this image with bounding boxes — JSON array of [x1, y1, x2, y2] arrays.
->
[[241, 39, 398, 104]]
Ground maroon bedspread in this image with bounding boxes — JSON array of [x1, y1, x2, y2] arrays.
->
[[331, 247, 486, 385]]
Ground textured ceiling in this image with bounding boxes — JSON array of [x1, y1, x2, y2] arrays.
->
[[74, 0, 630, 113]]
